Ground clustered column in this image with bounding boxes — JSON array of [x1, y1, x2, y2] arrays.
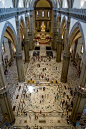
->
[[15, 15, 25, 82], [0, 63, 15, 125], [70, 53, 86, 125], [24, 14, 30, 62], [53, 10, 58, 50], [56, 16, 62, 62], [61, 19, 70, 83], [72, 40, 78, 61], [28, 10, 33, 50], [70, 87, 86, 126], [8, 40, 14, 61]]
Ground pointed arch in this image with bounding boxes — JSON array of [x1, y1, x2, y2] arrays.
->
[[60, 16, 67, 35], [69, 22, 85, 63], [19, 16, 26, 35], [0, 21, 17, 62]]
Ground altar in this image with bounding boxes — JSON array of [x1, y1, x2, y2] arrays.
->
[[40, 32, 46, 40], [40, 22, 46, 40]]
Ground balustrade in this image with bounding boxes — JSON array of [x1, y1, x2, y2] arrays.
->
[[0, 8, 34, 22]]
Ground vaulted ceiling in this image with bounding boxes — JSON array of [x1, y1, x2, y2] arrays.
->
[[12, 0, 74, 8]]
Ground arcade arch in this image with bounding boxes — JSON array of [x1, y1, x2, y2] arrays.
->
[[0, 22, 17, 64], [19, 17, 26, 61], [60, 17, 67, 51], [69, 22, 85, 79], [20, 17, 26, 48]]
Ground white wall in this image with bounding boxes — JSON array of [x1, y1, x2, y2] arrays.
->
[[26, 0, 29, 7], [0, 0, 13, 8], [62, 0, 68, 8], [57, 0, 60, 8], [69, 18, 77, 34], [18, 0, 24, 8], [73, 0, 86, 8]]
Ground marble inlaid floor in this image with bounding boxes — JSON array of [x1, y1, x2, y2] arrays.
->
[[11, 44, 81, 129]]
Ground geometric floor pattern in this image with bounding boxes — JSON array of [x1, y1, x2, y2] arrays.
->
[[18, 85, 63, 113], [4, 44, 82, 129]]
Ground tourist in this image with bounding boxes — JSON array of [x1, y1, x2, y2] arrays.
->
[[29, 115, 31, 120], [34, 124, 36, 129], [40, 110, 42, 114], [26, 125, 28, 129], [35, 114, 36, 120]]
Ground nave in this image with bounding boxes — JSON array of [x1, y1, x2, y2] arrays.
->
[[6, 44, 81, 129]]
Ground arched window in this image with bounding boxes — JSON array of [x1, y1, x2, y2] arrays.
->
[[37, 11, 39, 17], [42, 11, 44, 17], [48, 11, 49, 17]]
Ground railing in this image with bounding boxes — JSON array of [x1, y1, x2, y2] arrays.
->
[[56, 8, 86, 23], [0, 7, 86, 23], [0, 8, 34, 22]]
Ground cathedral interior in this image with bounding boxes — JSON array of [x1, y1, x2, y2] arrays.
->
[[0, 0, 86, 129]]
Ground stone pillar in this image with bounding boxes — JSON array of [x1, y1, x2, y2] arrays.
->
[[53, 31, 58, 50], [53, 10, 57, 50], [24, 15, 30, 62], [50, 11, 53, 36], [79, 63, 86, 88], [8, 40, 13, 61], [56, 16, 62, 62], [15, 16, 24, 82], [61, 52, 70, 82], [0, 90, 15, 125], [70, 87, 86, 126], [0, 62, 6, 88], [0, 62, 15, 125], [33, 10, 36, 35], [29, 10, 33, 50], [73, 40, 78, 61], [61, 18, 70, 83], [56, 39, 62, 62], [16, 53, 24, 82], [28, 32, 33, 50]]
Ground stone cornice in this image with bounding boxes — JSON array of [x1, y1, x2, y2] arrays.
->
[[55, 8, 86, 23], [0, 7, 86, 23], [0, 8, 34, 23]]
